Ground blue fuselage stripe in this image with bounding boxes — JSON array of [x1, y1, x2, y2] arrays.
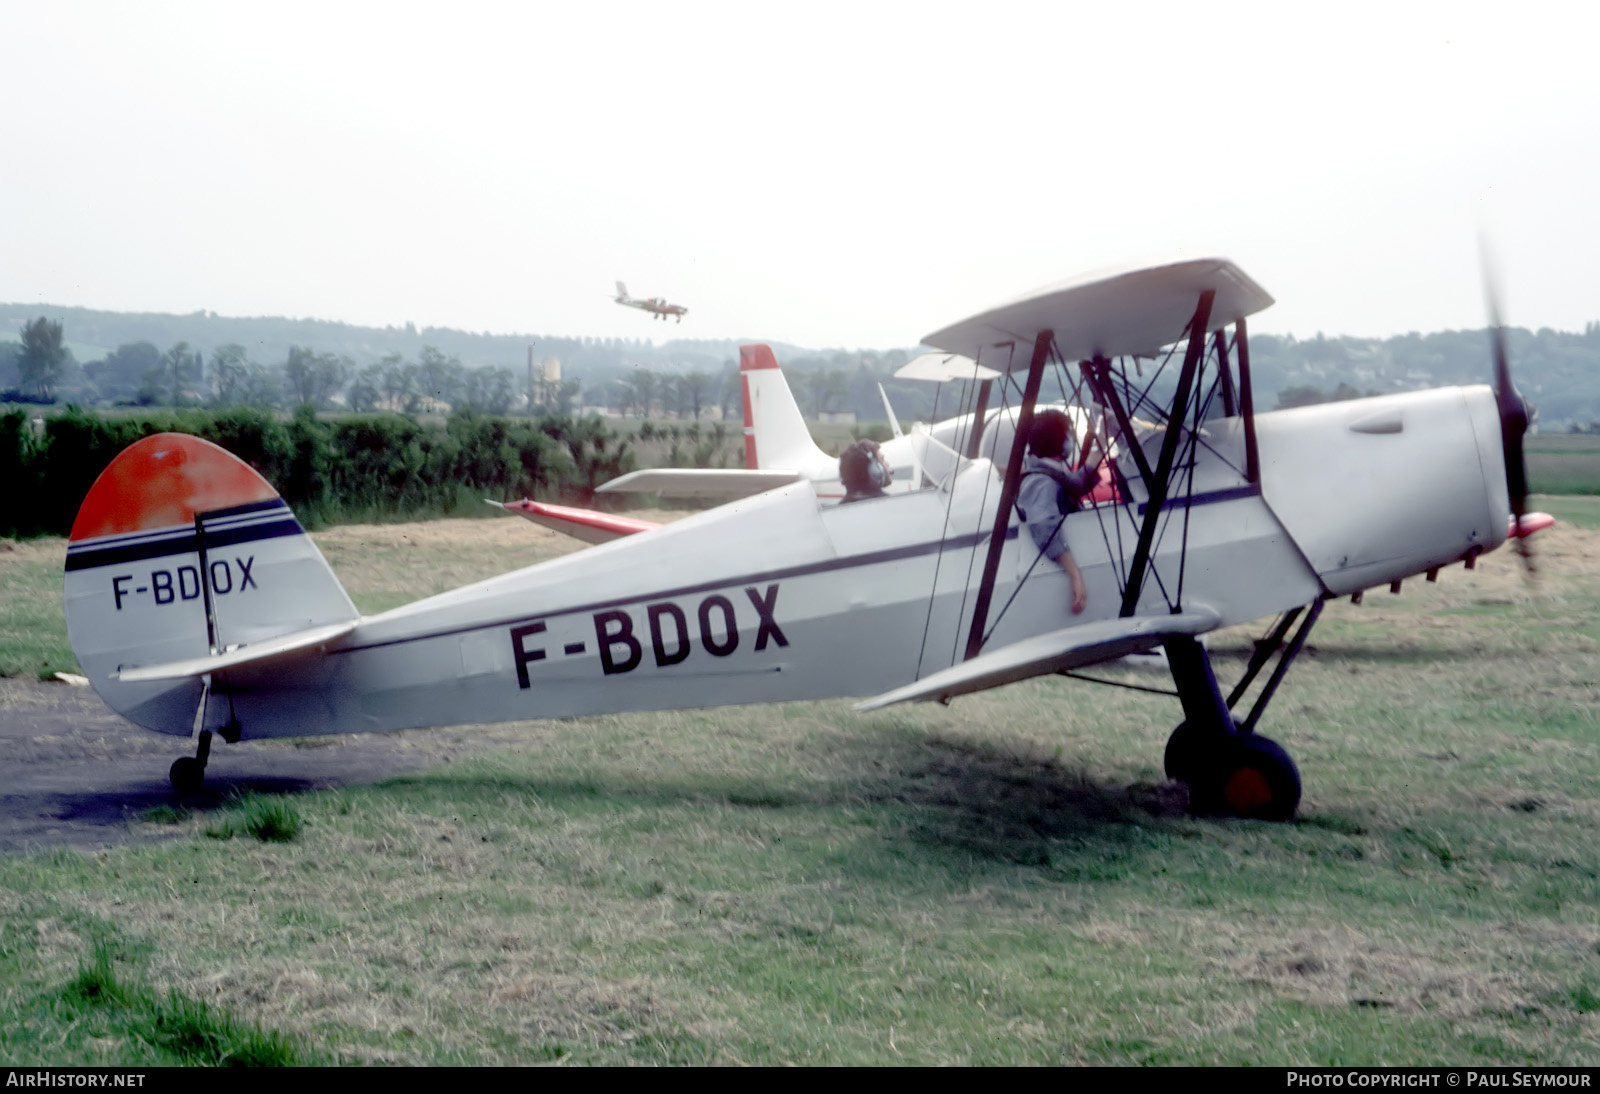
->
[[334, 525, 1023, 655], [1135, 483, 1260, 516]]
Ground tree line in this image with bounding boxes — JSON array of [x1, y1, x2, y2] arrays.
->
[[3, 318, 761, 423], [0, 405, 640, 540], [8, 312, 1600, 430], [3, 321, 588, 418]]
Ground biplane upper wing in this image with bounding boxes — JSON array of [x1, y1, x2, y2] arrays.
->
[[595, 468, 803, 499], [893, 352, 1001, 383], [853, 608, 1221, 711], [922, 257, 1274, 365], [488, 499, 660, 544]]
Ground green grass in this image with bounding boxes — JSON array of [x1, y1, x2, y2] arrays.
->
[[0, 539, 78, 678], [1, 519, 1595, 1063], [1527, 434, 1600, 495], [1, 905, 313, 1065], [60, 939, 304, 1065], [204, 794, 304, 843], [1534, 494, 1600, 530]]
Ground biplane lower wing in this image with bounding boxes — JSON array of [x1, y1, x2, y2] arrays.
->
[[853, 608, 1222, 711]]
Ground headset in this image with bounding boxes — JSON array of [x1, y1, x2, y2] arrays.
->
[[866, 444, 890, 487], [842, 440, 891, 493]]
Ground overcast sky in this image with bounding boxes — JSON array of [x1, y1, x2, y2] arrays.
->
[[3, 1, 1597, 350]]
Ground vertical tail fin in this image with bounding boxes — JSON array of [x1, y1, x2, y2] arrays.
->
[[615, 281, 628, 300], [738, 344, 834, 474], [63, 433, 357, 736]]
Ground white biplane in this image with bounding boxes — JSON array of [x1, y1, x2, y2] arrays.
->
[[63, 258, 1544, 820]]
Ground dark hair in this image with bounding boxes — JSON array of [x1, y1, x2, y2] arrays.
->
[[1028, 409, 1072, 459], [840, 440, 888, 493]]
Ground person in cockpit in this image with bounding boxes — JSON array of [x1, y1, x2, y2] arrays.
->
[[839, 439, 892, 503]]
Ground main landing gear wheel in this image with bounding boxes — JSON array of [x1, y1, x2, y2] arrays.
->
[[169, 756, 205, 794], [1195, 734, 1301, 822], [1163, 721, 1202, 782]]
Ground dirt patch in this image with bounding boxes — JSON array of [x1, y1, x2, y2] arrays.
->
[[0, 678, 525, 854]]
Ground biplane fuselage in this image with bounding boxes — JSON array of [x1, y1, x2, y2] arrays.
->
[[67, 391, 1506, 741]]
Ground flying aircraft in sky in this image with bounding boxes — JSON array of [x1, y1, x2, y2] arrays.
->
[[613, 281, 687, 322], [63, 257, 1548, 821]]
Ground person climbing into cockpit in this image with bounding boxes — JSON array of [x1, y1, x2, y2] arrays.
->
[[1016, 409, 1103, 614]]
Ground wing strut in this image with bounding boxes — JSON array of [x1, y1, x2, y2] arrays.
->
[[1082, 356, 1155, 487], [963, 330, 1053, 661], [1213, 328, 1236, 417], [965, 378, 994, 459], [1236, 315, 1260, 484], [1118, 290, 1213, 617]]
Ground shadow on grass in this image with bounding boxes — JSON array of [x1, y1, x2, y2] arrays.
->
[[379, 728, 1198, 872], [0, 775, 324, 855], [867, 734, 1193, 868], [1210, 643, 1465, 666], [49, 775, 321, 820]]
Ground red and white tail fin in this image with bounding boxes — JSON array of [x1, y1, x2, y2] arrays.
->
[[739, 344, 833, 474], [63, 433, 357, 736]]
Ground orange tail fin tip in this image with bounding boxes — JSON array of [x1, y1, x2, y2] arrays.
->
[[739, 344, 780, 371], [70, 433, 279, 542]]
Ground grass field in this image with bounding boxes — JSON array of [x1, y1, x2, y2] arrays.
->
[[1527, 434, 1600, 496], [0, 503, 1596, 1064]]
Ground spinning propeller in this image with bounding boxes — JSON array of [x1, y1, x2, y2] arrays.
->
[[1485, 277, 1536, 573]]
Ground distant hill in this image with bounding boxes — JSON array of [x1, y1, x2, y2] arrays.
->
[[0, 302, 817, 381]]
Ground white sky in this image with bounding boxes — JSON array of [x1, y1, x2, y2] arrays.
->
[[3, 1, 1598, 350]]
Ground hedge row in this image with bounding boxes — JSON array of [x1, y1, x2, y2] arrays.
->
[[1, 406, 635, 539]]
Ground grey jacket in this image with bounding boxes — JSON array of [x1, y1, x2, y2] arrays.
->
[[1016, 455, 1099, 561]]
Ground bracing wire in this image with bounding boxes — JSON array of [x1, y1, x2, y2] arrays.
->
[[979, 343, 1101, 649], [945, 343, 1019, 666], [915, 356, 987, 680], [1057, 671, 1179, 697]]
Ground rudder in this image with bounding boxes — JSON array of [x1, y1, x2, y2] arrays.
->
[[739, 344, 833, 473], [63, 433, 357, 736]]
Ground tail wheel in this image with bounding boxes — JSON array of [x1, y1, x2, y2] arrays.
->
[[169, 756, 205, 794], [1215, 735, 1301, 821]]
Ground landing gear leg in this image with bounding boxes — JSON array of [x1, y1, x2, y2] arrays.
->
[[1163, 634, 1234, 781], [1163, 630, 1306, 821], [171, 676, 240, 792], [170, 730, 211, 794]]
